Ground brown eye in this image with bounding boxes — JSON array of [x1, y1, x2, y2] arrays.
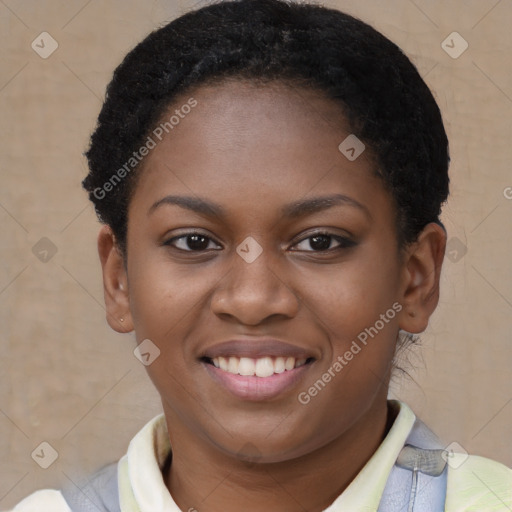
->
[[165, 233, 221, 252], [185, 234, 210, 251], [292, 232, 356, 252], [309, 235, 332, 251]]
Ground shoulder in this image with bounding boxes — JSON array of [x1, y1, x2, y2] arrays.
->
[[6, 489, 71, 512], [445, 454, 512, 511]]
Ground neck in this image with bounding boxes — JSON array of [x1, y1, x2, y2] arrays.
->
[[162, 398, 397, 512]]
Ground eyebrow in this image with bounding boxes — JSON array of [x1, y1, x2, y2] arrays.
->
[[148, 195, 225, 218], [148, 193, 370, 220], [282, 194, 371, 220]]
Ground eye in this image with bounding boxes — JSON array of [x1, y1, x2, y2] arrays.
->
[[291, 232, 356, 252], [164, 232, 222, 252]]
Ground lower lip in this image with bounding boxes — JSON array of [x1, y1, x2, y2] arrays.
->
[[202, 361, 313, 401]]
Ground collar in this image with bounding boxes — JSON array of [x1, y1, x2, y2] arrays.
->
[[118, 400, 416, 512]]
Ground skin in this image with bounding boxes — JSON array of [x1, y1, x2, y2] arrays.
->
[[98, 80, 446, 512]]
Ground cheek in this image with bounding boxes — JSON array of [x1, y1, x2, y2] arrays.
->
[[294, 261, 400, 436], [296, 248, 401, 343], [293, 245, 401, 406], [125, 253, 225, 390], [127, 250, 213, 339], [126, 258, 208, 402]]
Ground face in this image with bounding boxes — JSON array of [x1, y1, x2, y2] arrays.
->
[[100, 80, 443, 463]]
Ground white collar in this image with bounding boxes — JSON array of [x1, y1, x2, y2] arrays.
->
[[119, 400, 416, 512]]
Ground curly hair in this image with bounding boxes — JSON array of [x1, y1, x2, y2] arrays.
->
[[83, 0, 449, 254]]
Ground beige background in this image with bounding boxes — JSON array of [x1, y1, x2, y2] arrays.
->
[[0, 0, 511, 508]]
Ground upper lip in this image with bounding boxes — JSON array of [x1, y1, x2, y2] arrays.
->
[[201, 339, 318, 360]]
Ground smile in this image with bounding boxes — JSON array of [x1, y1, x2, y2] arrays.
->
[[200, 338, 318, 400], [208, 355, 312, 377], [202, 356, 315, 401]]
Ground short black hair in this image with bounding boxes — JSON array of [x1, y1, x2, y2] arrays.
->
[[83, 0, 449, 253]]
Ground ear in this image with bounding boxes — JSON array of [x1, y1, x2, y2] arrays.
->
[[97, 225, 134, 333], [397, 222, 446, 334]]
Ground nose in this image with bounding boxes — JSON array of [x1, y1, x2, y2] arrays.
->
[[210, 248, 300, 326]]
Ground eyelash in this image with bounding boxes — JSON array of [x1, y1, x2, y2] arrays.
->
[[165, 231, 221, 252], [291, 231, 356, 252], [163, 230, 356, 254]]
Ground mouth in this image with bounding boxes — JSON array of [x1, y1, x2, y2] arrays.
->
[[201, 355, 315, 377], [199, 339, 318, 400]]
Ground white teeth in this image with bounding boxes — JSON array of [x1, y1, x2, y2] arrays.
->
[[238, 357, 255, 376], [209, 355, 310, 377], [284, 357, 295, 371], [255, 357, 274, 377], [274, 357, 285, 373], [228, 356, 238, 374]]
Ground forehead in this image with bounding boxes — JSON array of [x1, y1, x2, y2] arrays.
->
[[129, 79, 390, 224]]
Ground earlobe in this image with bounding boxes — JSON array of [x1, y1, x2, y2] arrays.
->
[[398, 223, 446, 334], [97, 225, 134, 333]]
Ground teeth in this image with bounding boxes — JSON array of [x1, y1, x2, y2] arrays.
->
[[228, 357, 239, 374], [238, 357, 255, 376], [255, 357, 274, 378], [210, 355, 309, 377], [284, 357, 295, 371], [274, 357, 285, 374]]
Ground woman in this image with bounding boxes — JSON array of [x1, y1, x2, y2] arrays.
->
[[10, 0, 511, 510]]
